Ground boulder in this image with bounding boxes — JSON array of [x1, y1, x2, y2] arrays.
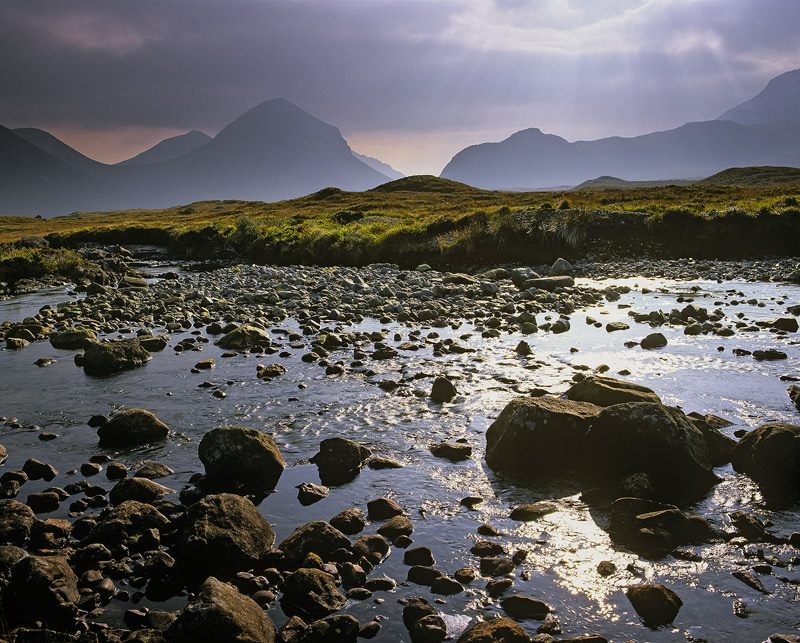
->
[[7, 554, 79, 628], [215, 324, 271, 350], [731, 422, 800, 502], [687, 415, 736, 466], [0, 545, 27, 592], [430, 441, 472, 460], [403, 597, 446, 643], [297, 482, 329, 506], [310, 437, 371, 485], [789, 385, 800, 411], [377, 515, 413, 540], [97, 409, 169, 447], [108, 477, 175, 505], [367, 497, 403, 519], [521, 276, 574, 292], [281, 568, 346, 618], [0, 500, 36, 546], [500, 595, 551, 619], [83, 500, 170, 550], [50, 327, 97, 350], [353, 534, 390, 564], [548, 257, 574, 277], [564, 376, 661, 407], [329, 508, 366, 535], [430, 377, 458, 403], [278, 521, 352, 570], [0, 444, 5, 466], [166, 576, 276, 643], [174, 493, 275, 585], [199, 426, 285, 493], [83, 338, 151, 375], [640, 333, 668, 349], [457, 617, 531, 643], [486, 396, 601, 474], [139, 335, 169, 352], [509, 502, 557, 521], [626, 584, 682, 625], [581, 402, 719, 502], [300, 614, 360, 643]]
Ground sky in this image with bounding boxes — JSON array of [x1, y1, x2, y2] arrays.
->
[[0, 0, 797, 176]]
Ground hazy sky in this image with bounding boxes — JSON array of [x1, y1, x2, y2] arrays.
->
[[1, 0, 796, 175]]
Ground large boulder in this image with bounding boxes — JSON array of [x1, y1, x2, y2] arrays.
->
[[581, 402, 719, 502], [7, 554, 79, 628], [167, 576, 276, 643], [457, 617, 531, 643], [564, 376, 661, 407], [277, 521, 352, 570], [0, 545, 27, 592], [687, 415, 736, 466], [281, 568, 347, 618], [214, 324, 272, 350], [0, 500, 36, 546], [486, 396, 601, 474], [199, 426, 285, 493], [82, 338, 151, 375], [732, 422, 800, 502], [174, 493, 275, 585], [310, 437, 371, 485], [97, 409, 169, 447], [50, 327, 97, 350], [83, 500, 170, 551]]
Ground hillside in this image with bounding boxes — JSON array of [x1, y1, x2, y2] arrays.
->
[[718, 68, 800, 125], [695, 166, 800, 187], [117, 130, 212, 166]]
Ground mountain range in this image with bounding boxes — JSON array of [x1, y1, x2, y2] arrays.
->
[[440, 68, 800, 190], [0, 98, 396, 217]]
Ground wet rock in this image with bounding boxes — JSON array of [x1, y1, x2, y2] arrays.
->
[[353, 534, 390, 564], [139, 335, 169, 352], [281, 567, 346, 618], [521, 276, 574, 292], [0, 500, 36, 546], [509, 502, 558, 521], [405, 546, 436, 566], [486, 577, 514, 597], [688, 415, 737, 466], [729, 511, 767, 541], [25, 491, 60, 514], [732, 422, 800, 502], [83, 337, 152, 375], [134, 462, 174, 479], [297, 483, 329, 505], [597, 561, 616, 576], [457, 617, 531, 643], [771, 317, 799, 333], [408, 565, 444, 586], [377, 515, 414, 540], [195, 358, 216, 370], [548, 257, 574, 277], [640, 332, 668, 349], [582, 402, 719, 502], [480, 557, 515, 577], [359, 620, 381, 639], [431, 575, 463, 595], [403, 597, 446, 643], [430, 377, 458, 403], [367, 497, 403, 520], [97, 409, 169, 447], [109, 477, 175, 505], [199, 426, 286, 493], [84, 500, 170, 551], [0, 444, 5, 466], [367, 456, 404, 469], [175, 493, 275, 585], [625, 584, 682, 625], [50, 327, 97, 349], [789, 385, 800, 411], [258, 363, 287, 379], [501, 595, 551, 619], [278, 521, 353, 569], [430, 441, 472, 460], [301, 614, 360, 643], [310, 437, 371, 485], [215, 324, 271, 349], [329, 508, 366, 535], [166, 576, 276, 643], [732, 570, 769, 594], [565, 376, 661, 407], [7, 554, 79, 628], [22, 458, 57, 481], [753, 349, 787, 361], [486, 396, 600, 475]]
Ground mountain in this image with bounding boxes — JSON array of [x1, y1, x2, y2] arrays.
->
[[352, 151, 404, 180], [695, 166, 800, 187], [116, 130, 212, 166], [0, 98, 391, 216], [718, 69, 800, 125], [574, 176, 694, 189]]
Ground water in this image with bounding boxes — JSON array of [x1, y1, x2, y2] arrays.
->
[[1, 272, 799, 642]]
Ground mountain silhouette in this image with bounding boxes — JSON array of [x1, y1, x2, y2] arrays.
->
[[0, 98, 391, 217], [718, 68, 800, 125], [117, 130, 212, 166]]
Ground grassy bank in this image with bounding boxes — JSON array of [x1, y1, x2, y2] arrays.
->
[[1, 176, 800, 269]]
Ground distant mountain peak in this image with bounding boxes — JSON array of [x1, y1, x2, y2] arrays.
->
[[717, 68, 800, 125], [117, 129, 211, 166]]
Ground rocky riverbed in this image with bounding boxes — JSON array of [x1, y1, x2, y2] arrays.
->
[[0, 250, 799, 643]]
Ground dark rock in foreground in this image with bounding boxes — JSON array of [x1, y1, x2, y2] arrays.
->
[[457, 617, 531, 643], [732, 422, 800, 502]]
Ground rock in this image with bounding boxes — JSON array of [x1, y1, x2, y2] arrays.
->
[[486, 396, 600, 474], [175, 493, 275, 585], [195, 358, 216, 370], [564, 376, 661, 406], [605, 321, 630, 332], [353, 534, 390, 564], [329, 508, 366, 535], [430, 377, 458, 403], [521, 276, 574, 292], [501, 595, 551, 619], [582, 402, 719, 502], [7, 554, 79, 628], [509, 502, 558, 521], [119, 275, 148, 289], [166, 576, 276, 643], [731, 422, 800, 501], [789, 385, 800, 411], [97, 409, 169, 447], [377, 515, 414, 540], [367, 497, 403, 519], [403, 597, 446, 643], [457, 617, 531, 643], [310, 437, 371, 485], [431, 575, 463, 595], [408, 565, 444, 586], [405, 546, 436, 566], [83, 338, 151, 375], [597, 561, 616, 576], [688, 415, 737, 466], [108, 477, 174, 505], [480, 557, 515, 577], [430, 441, 472, 460], [215, 324, 271, 349], [0, 545, 27, 591], [6, 337, 29, 350], [278, 521, 352, 569], [753, 349, 787, 361], [367, 456, 404, 469], [139, 335, 169, 352], [732, 570, 769, 594], [134, 462, 174, 479], [199, 426, 286, 493], [22, 458, 57, 481], [50, 327, 97, 349], [25, 492, 60, 514], [514, 340, 532, 356], [297, 482, 329, 505], [771, 317, 799, 332], [0, 444, 5, 466], [281, 568, 347, 618], [0, 500, 36, 546], [258, 363, 287, 379], [301, 614, 360, 643], [640, 333, 668, 349], [625, 584, 682, 625], [548, 257, 574, 277], [84, 500, 170, 550]]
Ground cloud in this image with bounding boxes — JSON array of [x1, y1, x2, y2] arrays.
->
[[0, 0, 796, 172]]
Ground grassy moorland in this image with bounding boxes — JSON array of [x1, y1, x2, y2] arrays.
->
[[2, 174, 800, 277]]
